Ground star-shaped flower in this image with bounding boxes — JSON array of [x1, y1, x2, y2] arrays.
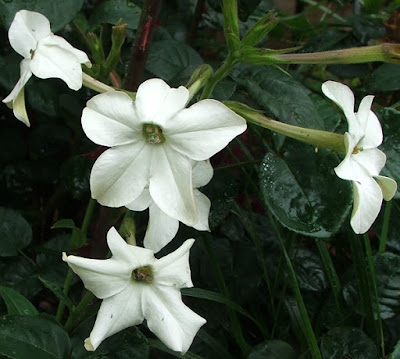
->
[[63, 227, 206, 353], [3, 10, 91, 126], [81, 78, 246, 227], [322, 80, 397, 234], [126, 160, 213, 253]]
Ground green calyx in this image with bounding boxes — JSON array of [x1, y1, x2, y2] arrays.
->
[[143, 123, 165, 144], [131, 265, 154, 283]]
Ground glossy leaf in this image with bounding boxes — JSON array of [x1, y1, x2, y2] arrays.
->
[[0, 286, 38, 316], [367, 64, 400, 93], [38, 277, 74, 311]]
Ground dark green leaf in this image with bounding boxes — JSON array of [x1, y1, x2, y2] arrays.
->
[[146, 40, 203, 82], [89, 0, 141, 30], [367, 64, 400, 93], [0, 315, 71, 359], [390, 338, 400, 359], [0, 0, 84, 32], [0, 207, 32, 257], [60, 156, 91, 200], [321, 327, 378, 359], [0, 286, 38, 316], [51, 219, 77, 230], [247, 340, 296, 359], [259, 141, 352, 236], [38, 277, 74, 311]]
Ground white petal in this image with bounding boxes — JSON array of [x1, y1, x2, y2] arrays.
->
[[153, 239, 194, 288], [135, 78, 189, 127], [11, 85, 30, 126], [165, 99, 247, 161], [353, 148, 386, 177], [3, 58, 32, 103], [143, 285, 206, 354], [143, 203, 180, 253], [50, 34, 91, 67], [8, 10, 51, 58], [322, 81, 363, 138], [87, 284, 145, 351], [358, 111, 382, 150], [90, 143, 151, 207], [82, 92, 142, 147], [192, 190, 211, 231], [126, 188, 152, 211], [30, 36, 85, 90], [149, 145, 198, 225], [350, 179, 383, 234], [375, 176, 397, 201], [192, 160, 214, 188]]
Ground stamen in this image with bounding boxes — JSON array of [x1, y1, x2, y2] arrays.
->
[[131, 265, 154, 283], [143, 124, 165, 144]]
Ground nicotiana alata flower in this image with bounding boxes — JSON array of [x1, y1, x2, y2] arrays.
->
[[126, 160, 213, 253], [3, 10, 91, 126], [81, 78, 246, 227], [63, 227, 206, 353], [322, 80, 397, 234]]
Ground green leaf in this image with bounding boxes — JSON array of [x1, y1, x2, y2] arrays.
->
[[38, 277, 74, 312], [259, 141, 352, 237], [0, 0, 84, 32], [89, 0, 141, 30], [367, 64, 400, 92], [60, 156, 91, 200], [390, 338, 400, 359], [0, 207, 32, 257], [247, 340, 297, 359], [146, 40, 203, 83], [321, 327, 378, 359], [0, 315, 71, 359], [0, 286, 38, 316], [51, 219, 77, 230]]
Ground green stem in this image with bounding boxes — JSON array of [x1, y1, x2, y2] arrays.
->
[[81, 198, 96, 239], [64, 291, 95, 333], [363, 234, 385, 358], [276, 235, 322, 359], [56, 268, 74, 323], [379, 200, 392, 254], [203, 235, 249, 356], [82, 73, 115, 93]]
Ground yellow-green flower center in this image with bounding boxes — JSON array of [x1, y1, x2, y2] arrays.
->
[[143, 124, 165, 144], [131, 265, 154, 283]]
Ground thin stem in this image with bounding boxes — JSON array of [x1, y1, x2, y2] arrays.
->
[[56, 268, 74, 323], [379, 200, 393, 254], [82, 73, 115, 93], [363, 234, 385, 358], [81, 198, 96, 239], [64, 291, 95, 333]]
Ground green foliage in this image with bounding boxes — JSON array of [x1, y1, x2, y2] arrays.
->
[[0, 286, 38, 316], [247, 340, 296, 359]]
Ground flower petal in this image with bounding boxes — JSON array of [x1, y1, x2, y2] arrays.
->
[[86, 284, 145, 351], [143, 285, 206, 354], [149, 145, 197, 225], [50, 34, 91, 67], [8, 10, 51, 58], [3, 58, 32, 103], [153, 239, 194, 288], [165, 99, 247, 161], [353, 148, 386, 177], [90, 143, 151, 207], [322, 81, 362, 138], [357, 98, 382, 149], [82, 92, 142, 147], [192, 160, 214, 188], [126, 188, 152, 211], [350, 179, 383, 234], [143, 203, 180, 253], [135, 78, 189, 127], [30, 36, 85, 90], [375, 175, 397, 201], [192, 190, 211, 231]]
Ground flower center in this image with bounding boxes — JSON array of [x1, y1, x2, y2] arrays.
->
[[352, 145, 363, 154], [131, 265, 154, 283], [30, 49, 36, 59], [143, 124, 165, 144]]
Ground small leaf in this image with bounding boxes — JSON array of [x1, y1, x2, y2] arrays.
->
[[51, 219, 77, 230], [248, 340, 297, 359], [0, 207, 32, 257], [0, 315, 71, 359], [0, 286, 38, 316], [38, 277, 74, 312]]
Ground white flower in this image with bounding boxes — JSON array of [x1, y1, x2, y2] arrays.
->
[[322, 80, 397, 234], [126, 160, 213, 253], [3, 10, 91, 126], [81, 78, 246, 227], [62, 227, 206, 353]]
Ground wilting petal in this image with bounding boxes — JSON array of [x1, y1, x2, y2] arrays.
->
[[143, 204, 179, 253], [192, 190, 211, 231], [86, 285, 145, 351], [149, 145, 197, 226], [375, 175, 397, 201], [90, 143, 151, 207], [31, 36, 85, 90], [82, 92, 142, 147], [3, 58, 32, 104], [135, 78, 189, 127], [166, 99, 246, 161], [351, 179, 383, 234], [143, 285, 206, 354], [126, 188, 152, 211], [8, 10, 51, 58], [192, 160, 213, 188]]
